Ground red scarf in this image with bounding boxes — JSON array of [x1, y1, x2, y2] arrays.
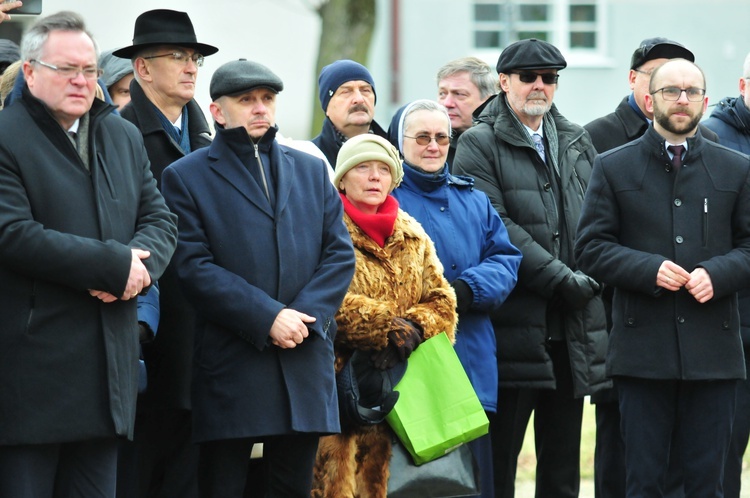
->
[[340, 193, 399, 248]]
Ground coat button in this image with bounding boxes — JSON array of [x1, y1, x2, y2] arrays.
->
[[451, 264, 457, 270], [674, 199, 682, 207], [675, 236, 684, 244], [544, 183, 551, 191], [626, 318, 635, 325], [440, 207, 446, 212], [723, 321, 730, 329], [677, 316, 685, 324]]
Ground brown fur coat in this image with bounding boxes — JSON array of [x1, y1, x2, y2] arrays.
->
[[312, 209, 457, 498]]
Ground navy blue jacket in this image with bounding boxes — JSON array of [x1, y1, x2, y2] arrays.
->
[[704, 96, 750, 348], [393, 164, 521, 411], [161, 126, 355, 441]]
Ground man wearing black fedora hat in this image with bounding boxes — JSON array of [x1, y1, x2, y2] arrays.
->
[[453, 38, 609, 497], [113, 9, 217, 498]]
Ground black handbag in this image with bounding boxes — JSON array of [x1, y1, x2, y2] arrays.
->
[[387, 438, 480, 498]]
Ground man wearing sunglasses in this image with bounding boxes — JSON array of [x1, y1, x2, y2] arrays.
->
[[584, 37, 719, 498], [576, 58, 750, 498], [453, 38, 607, 498], [112, 9, 218, 498]]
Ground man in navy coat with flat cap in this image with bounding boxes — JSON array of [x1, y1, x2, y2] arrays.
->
[[161, 59, 355, 498]]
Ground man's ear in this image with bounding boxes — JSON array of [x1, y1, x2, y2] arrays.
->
[[644, 93, 654, 116], [209, 100, 225, 126], [133, 58, 151, 83]]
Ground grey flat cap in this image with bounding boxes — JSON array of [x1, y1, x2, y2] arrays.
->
[[210, 59, 283, 101], [496, 38, 567, 74]]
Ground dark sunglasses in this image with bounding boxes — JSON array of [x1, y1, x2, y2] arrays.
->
[[404, 134, 451, 146], [512, 72, 559, 85]]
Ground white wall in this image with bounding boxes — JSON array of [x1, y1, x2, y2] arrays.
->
[[8, 0, 322, 139], [372, 0, 750, 131], [7, 0, 750, 139]]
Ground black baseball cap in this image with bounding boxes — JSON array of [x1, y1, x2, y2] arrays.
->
[[630, 37, 694, 70]]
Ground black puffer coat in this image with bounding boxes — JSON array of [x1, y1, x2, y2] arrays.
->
[[453, 94, 609, 397]]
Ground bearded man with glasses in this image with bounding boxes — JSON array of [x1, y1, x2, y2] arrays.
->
[[453, 38, 608, 498], [576, 58, 750, 498], [0, 11, 177, 497], [112, 9, 218, 498], [584, 37, 720, 498]]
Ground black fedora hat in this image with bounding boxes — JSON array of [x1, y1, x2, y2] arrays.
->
[[113, 9, 218, 59]]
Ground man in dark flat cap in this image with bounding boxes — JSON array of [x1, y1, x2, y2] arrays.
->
[[584, 37, 719, 498], [160, 59, 355, 498], [112, 9, 218, 498], [453, 38, 609, 498]]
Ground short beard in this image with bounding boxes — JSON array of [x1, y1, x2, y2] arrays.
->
[[522, 102, 551, 116], [655, 109, 702, 136], [522, 92, 551, 116]]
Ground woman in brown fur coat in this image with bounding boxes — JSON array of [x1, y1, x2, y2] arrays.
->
[[312, 134, 457, 498]]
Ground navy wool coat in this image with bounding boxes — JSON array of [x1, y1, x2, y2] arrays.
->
[[161, 127, 355, 442]]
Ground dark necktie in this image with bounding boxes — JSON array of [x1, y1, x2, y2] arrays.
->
[[667, 144, 684, 172]]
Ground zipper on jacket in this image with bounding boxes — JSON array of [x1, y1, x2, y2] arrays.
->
[[253, 143, 272, 202]]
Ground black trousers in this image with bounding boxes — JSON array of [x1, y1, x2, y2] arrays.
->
[[116, 408, 199, 498], [489, 341, 583, 498], [617, 377, 736, 498], [0, 438, 117, 498], [724, 353, 750, 498], [198, 433, 320, 498]]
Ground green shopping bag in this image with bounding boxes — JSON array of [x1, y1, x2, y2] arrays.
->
[[385, 332, 489, 465]]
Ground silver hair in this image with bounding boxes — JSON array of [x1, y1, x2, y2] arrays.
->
[[397, 99, 451, 153], [21, 11, 99, 62], [436, 56, 498, 99]]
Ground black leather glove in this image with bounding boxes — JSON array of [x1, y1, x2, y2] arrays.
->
[[451, 279, 473, 315], [557, 271, 601, 310]]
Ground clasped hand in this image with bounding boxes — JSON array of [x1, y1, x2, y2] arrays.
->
[[89, 249, 151, 303], [270, 308, 316, 349], [657, 260, 713, 303]]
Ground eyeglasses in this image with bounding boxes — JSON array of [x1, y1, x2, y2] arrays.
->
[[142, 52, 204, 67], [511, 72, 559, 85], [634, 68, 654, 76], [651, 86, 706, 102], [404, 134, 451, 146], [31, 59, 102, 80]]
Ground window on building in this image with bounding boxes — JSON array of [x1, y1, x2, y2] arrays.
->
[[473, 0, 607, 63]]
